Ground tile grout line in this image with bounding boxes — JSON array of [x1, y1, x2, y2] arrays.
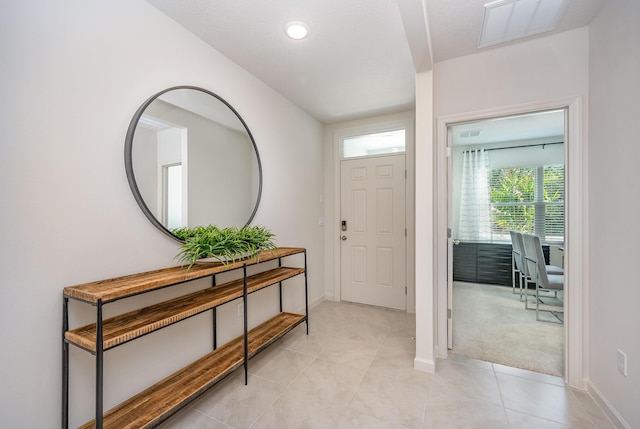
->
[[245, 354, 319, 429], [567, 387, 607, 429], [245, 330, 332, 429], [189, 407, 233, 428], [493, 363, 514, 428], [420, 379, 429, 429], [495, 369, 592, 428], [341, 326, 390, 421]]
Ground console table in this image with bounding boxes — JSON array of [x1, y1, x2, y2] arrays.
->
[[62, 247, 307, 429]]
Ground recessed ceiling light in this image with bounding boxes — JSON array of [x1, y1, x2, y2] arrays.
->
[[479, 0, 569, 48], [285, 21, 309, 40]]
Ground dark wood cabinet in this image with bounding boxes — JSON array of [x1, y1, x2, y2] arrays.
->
[[453, 242, 550, 287]]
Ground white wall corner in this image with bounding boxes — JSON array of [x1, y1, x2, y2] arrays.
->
[[307, 295, 326, 311], [564, 95, 587, 390], [414, 70, 436, 368], [397, 0, 433, 73], [322, 293, 336, 302]]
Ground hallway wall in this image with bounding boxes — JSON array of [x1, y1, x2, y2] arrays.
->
[[588, 0, 640, 427], [0, 1, 324, 427]]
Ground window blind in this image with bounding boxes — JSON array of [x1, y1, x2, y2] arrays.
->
[[487, 165, 564, 242]]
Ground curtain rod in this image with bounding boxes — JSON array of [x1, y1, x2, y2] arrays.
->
[[483, 141, 564, 152]]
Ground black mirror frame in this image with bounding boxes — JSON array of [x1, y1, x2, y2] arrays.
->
[[124, 85, 263, 242]]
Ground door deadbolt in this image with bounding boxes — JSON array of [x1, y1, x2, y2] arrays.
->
[[341, 220, 347, 231]]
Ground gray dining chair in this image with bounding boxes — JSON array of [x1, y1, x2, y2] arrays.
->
[[510, 231, 531, 300], [522, 233, 564, 322]]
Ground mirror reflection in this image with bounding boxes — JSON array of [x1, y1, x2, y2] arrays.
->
[[125, 86, 262, 241]]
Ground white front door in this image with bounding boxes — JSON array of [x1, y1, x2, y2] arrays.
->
[[340, 154, 406, 310]]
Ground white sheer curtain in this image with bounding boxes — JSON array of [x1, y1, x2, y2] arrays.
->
[[458, 149, 491, 241]]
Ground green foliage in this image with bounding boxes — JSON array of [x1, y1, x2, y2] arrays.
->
[[541, 165, 565, 237], [489, 168, 535, 233], [173, 225, 277, 269], [542, 165, 564, 202], [488, 166, 564, 237], [490, 167, 535, 203]]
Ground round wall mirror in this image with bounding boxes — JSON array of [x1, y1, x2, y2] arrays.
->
[[125, 86, 262, 242]]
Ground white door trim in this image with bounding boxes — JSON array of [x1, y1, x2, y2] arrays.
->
[[435, 97, 588, 389], [329, 113, 415, 312]]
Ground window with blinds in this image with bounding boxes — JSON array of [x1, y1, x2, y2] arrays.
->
[[488, 165, 564, 242]]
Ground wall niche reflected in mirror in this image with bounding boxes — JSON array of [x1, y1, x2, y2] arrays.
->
[[125, 86, 262, 241]]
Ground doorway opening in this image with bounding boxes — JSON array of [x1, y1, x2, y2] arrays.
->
[[447, 109, 566, 377]]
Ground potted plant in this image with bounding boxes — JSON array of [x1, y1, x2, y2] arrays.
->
[[173, 225, 276, 269]]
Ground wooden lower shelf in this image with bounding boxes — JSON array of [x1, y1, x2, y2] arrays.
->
[[78, 312, 306, 429], [66, 267, 304, 352]]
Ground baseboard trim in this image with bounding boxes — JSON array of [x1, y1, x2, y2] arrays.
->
[[586, 379, 631, 429], [414, 356, 436, 373], [308, 295, 325, 310], [294, 295, 325, 315]]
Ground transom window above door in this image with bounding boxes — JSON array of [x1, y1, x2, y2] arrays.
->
[[341, 129, 405, 159]]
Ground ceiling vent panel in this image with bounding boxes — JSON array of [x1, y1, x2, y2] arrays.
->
[[479, 0, 569, 48]]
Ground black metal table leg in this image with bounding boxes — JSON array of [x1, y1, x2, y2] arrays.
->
[[243, 264, 248, 385], [304, 250, 309, 334], [96, 300, 104, 429], [278, 256, 283, 312], [62, 296, 69, 429], [212, 274, 217, 350]]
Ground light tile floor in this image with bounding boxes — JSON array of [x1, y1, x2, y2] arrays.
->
[[159, 301, 614, 429]]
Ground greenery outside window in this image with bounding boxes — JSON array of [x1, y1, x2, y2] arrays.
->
[[489, 165, 564, 242]]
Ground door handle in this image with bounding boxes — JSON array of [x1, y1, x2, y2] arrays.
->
[[341, 235, 348, 241]]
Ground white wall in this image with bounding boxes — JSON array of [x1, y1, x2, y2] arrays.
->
[[0, 1, 324, 427], [588, 0, 640, 427], [433, 28, 589, 117]]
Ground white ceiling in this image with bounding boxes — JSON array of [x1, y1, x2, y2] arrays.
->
[[146, 0, 607, 124]]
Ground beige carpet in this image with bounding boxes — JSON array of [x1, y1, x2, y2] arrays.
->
[[450, 281, 564, 376]]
